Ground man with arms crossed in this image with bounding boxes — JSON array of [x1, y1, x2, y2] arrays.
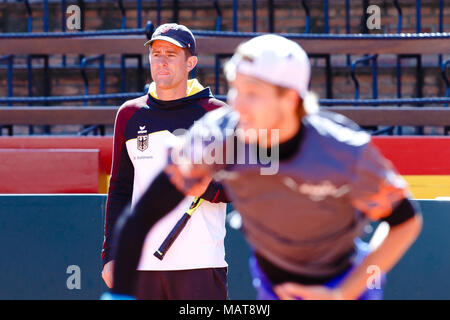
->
[[101, 23, 229, 300], [106, 34, 422, 300]]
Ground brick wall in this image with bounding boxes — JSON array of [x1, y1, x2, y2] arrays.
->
[[0, 0, 449, 109]]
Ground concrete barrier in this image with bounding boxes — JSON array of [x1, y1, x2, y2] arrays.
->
[[0, 195, 448, 299]]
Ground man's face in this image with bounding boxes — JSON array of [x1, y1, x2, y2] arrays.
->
[[149, 40, 195, 90], [228, 72, 296, 144]]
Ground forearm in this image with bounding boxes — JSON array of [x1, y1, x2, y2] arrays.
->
[[103, 140, 135, 266], [111, 171, 185, 295], [339, 214, 423, 299]]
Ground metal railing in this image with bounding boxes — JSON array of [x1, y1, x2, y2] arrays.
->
[[9, 1, 445, 38], [0, 1, 449, 136]]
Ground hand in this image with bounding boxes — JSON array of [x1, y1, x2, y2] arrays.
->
[[165, 162, 211, 197], [273, 282, 344, 300], [186, 175, 212, 198], [100, 292, 135, 300], [102, 260, 114, 289]]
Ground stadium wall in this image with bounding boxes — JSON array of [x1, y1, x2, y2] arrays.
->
[[0, 194, 448, 299], [1, 136, 448, 198], [0, 1, 449, 104]]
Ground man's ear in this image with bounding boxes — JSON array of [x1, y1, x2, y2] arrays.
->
[[187, 55, 198, 73]]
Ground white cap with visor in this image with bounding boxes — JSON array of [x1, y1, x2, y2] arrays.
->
[[225, 34, 311, 99]]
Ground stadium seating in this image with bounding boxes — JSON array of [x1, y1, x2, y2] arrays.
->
[[0, 0, 449, 196]]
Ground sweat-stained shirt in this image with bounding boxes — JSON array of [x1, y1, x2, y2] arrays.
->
[[102, 79, 229, 271]]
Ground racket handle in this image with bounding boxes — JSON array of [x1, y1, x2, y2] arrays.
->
[[153, 213, 192, 260]]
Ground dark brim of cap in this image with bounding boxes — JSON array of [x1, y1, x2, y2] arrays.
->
[[144, 36, 186, 48]]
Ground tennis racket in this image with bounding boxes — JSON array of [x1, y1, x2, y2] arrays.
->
[[153, 197, 204, 260]]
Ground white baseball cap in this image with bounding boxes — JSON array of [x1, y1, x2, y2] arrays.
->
[[225, 34, 311, 99]]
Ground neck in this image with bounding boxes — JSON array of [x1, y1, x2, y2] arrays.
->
[[261, 117, 302, 148], [155, 80, 188, 101], [280, 118, 301, 143]]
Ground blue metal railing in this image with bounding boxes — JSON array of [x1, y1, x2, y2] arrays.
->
[[0, 29, 448, 104], [0, 92, 144, 104], [214, 54, 231, 95], [252, 0, 257, 32], [118, 0, 127, 29], [442, 60, 450, 108], [214, 0, 222, 31], [0, 1, 448, 137], [345, 0, 350, 66], [24, 0, 32, 33], [79, 54, 107, 137], [350, 54, 378, 102], [323, 0, 329, 34], [213, 1, 232, 95], [3, 29, 450, 41], [416, 0, 421, 33], [173, 0, 179, 23], [117, 0, 145, 97], [268, 0, 274, 33], [27, 54, 50, 134], [392, 0, 429, 135], [61, 0, 66, 66], [10, 0, 444, 37], [156, 0, 162, 26], [121, 54, 144, 93], [442, 59, 450, 134], [319, 97, 450, 106], [80, 55, 105, 106], [232, 0, 238, 32], [309, 54, 333, 99], [393, 0, 402, 124], [2, 95, 449, 107], [301, 1, 332, 99], [301, 0, 329, 33], [301, 0, 310, 33], [0, 55, 14, 136], [439, 0, 444, 66], [0, 55, 14, 106], [0, 28, 147, 38]]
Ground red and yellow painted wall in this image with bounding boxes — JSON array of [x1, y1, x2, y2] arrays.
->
[[0, 136, 448, 199], [373, 137, 450, 199], [0, 137, 112, 194]]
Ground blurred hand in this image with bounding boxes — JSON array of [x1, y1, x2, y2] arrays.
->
[[102, 260, 114, 289], [273, 282, 343, 300], [165, 160, 211, 197], [186, 175, 212, 198]]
